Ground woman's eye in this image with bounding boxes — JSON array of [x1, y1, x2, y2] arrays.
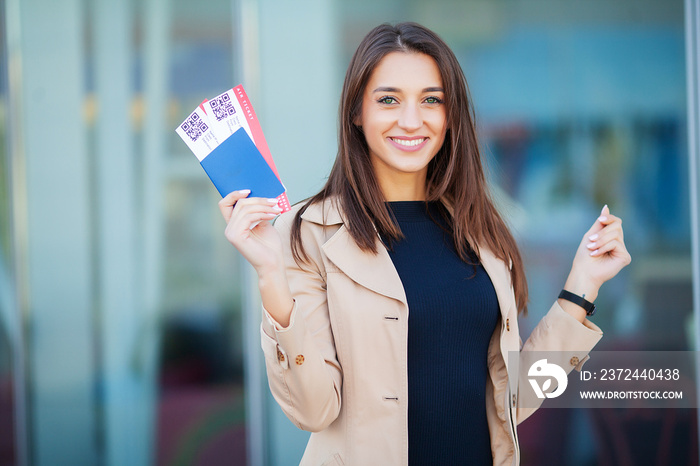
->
[[377, 96, 397, 104], [424, 96, 443, 104]]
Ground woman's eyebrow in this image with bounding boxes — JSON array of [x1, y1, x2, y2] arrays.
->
[[371, 86, 444, 93], [372, 86, 400, 93]]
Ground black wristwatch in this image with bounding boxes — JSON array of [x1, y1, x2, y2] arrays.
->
[[558, 289, 596, 316]]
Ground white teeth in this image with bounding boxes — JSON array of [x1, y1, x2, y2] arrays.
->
[[391, 138, 425, 147]]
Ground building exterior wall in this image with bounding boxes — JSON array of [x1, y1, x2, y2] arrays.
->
[[0, 1, 697, 465]]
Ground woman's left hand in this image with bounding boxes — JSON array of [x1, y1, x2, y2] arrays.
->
[[563, 205, 632, 305]]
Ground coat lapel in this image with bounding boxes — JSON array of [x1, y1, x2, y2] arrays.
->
[[477, 246, 514, 321], [441, 201, 515, 323], [301, 200, 407, 306], [322, 225, 407, 305], [478, 246, 520, 396]]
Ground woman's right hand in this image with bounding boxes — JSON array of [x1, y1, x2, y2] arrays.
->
[[218, 190, 285, 275], [219, 190, 295, 327]]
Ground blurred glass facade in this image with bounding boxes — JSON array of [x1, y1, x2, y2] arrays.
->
[[0, 1, 698, 466]]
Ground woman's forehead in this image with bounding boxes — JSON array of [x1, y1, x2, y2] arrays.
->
[[367, 52, 443, 92]]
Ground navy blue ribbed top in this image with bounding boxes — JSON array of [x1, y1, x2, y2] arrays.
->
[[385, 201, 499, 465]]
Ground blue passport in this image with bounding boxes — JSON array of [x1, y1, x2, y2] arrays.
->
[[199, 127, 286, 199]]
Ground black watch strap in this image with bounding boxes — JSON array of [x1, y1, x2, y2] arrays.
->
[[558, 289, 596, 316]]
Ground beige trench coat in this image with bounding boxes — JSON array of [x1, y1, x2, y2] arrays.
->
[[260, 199, 603, 466]]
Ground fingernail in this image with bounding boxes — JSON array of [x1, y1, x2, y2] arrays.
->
[[586, 242, 597, 249], [598, 216, 607, 222], [601, 204, 608, 214], [588, 234, 599, 241], [267, 198, 279, 204], [236, 189, 251, 195], [590, 249, 599, 256], [272, 205, 283, 212]]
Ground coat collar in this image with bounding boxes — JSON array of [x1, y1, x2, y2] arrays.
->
[[299, 198, 514, 320], [301, 198, 406, 303], [300, 197, 344, 225]]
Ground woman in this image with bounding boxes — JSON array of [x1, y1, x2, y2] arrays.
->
[[219, 22, 630, 466]]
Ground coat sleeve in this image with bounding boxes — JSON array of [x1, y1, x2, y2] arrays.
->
[[259, 212, 342, 432], [515, 301, 603, 424]]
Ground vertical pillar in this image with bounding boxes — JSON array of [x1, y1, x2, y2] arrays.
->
[[15, 0, 97, 464], [256, 0, 340, 203], [685, 0, 700, 458], [139, 0, 171, 463], [92, 1, 151, 465], [4, 0, 29, 464], [249, 1, 340, 465]]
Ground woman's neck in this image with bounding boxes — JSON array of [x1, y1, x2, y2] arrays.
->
[[377, 173, 427, 201]]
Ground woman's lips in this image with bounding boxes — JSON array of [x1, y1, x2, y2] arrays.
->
[[388, 137, 428, 152]]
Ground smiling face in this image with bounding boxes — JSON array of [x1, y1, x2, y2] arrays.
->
[[357, 51, 447, 201]]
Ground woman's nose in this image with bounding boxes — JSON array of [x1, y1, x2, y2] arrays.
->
[[397, 104, 422, 132]]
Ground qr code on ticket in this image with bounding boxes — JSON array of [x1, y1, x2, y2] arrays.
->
[[210, 93, 236, 121], [180, 113, 208, 142]]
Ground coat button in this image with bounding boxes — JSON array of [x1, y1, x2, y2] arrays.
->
[[570, 356, 579, 366], [506, 318, 510, 331], [295, 354, 305, 365], [512, 394, 516, 407], [277, 349, 285, 363]]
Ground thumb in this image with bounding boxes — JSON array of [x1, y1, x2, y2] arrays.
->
[[583, 204, 608, 238]]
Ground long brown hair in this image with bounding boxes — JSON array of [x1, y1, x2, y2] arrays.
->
[[291, 22, 528, 314]]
